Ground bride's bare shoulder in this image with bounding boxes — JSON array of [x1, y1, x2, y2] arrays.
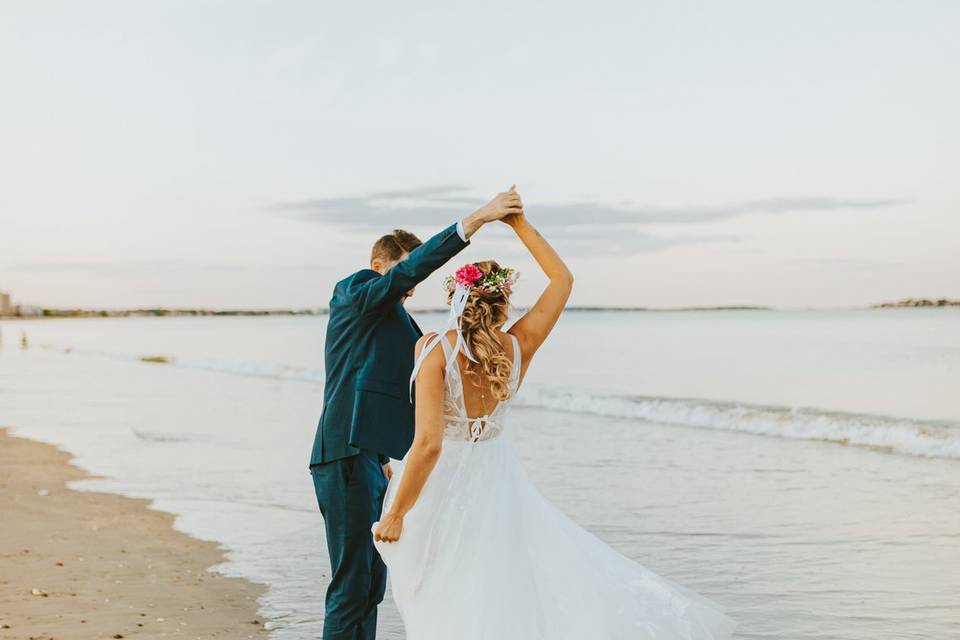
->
[[414, 332, 445, 368], [417, 332, 439, 352]]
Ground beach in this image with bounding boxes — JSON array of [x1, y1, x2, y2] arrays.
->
[[0, 427, 265, 640], [4, 0, 958, 636], [1, 310, 958, 638]]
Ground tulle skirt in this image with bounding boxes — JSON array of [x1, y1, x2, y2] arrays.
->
[[373, 435, 736, 640]]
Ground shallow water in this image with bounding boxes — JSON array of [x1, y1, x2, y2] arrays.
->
[[1, 310, 958, 638]]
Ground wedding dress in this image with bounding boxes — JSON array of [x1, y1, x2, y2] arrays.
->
[[374, 333, 735, 639]]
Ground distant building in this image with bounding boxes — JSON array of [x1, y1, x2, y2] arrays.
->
[[0, 291, 12, 316], [17, 304, 43, 317]]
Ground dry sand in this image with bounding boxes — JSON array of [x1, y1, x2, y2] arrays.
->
[[0, 427, 268, 639]]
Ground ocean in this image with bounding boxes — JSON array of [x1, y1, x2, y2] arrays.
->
[[1, 309, 958, 639]]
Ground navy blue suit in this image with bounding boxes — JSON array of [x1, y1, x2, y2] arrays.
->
[[310, 223, 469, 640]]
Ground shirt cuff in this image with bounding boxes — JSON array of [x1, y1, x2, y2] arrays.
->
[[456, 220, 467, 242]]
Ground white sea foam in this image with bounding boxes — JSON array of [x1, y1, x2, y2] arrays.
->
[[516, 385, 960, 460], [36, 341, 958, 461]]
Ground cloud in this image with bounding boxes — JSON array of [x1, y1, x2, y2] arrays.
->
[[268, 186, 909, 254], [784, 258, 905, 272], [271, 186, 908, 229], [527, 196, 909, 227], [270, 184, 471, 228]]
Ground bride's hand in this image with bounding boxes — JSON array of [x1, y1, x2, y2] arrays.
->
[[500, 187, 525, 227], [501, 210, 525, 227], [374, 512, 404, 543]]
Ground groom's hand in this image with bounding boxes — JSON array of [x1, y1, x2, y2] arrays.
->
[[382, 463, 393, 481], [461, 185, 524, 238]]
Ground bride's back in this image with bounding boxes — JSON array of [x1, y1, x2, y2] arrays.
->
[[443, 329, 522, 419], [429, 329, 523, 443], [410, 253, 571, 442]]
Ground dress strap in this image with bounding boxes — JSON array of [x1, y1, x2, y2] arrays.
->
[[409, 332, 521, 400], [408, 331, 458, 402], [409, 332, 439, 401]]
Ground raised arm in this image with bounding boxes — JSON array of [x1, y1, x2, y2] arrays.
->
[[505, 215, 574, 368], [347, 187, 524, 315], [346, 224, 467, 315], [374, 334, 446, 543]]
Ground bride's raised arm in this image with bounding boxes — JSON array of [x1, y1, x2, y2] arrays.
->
[[505, 212, 574, 371]]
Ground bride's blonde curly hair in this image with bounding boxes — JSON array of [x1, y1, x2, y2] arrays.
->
[[450, 260, 514, 401]]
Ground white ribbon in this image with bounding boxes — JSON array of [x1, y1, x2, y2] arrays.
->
[[408, 283, 478, 402]]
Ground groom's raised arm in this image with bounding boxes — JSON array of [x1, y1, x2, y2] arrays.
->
[[346, 222, 470, 315], [346, 187, 524, 315]]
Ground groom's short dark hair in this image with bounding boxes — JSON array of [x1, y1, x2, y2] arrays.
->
[[371, 229, 422, 264]]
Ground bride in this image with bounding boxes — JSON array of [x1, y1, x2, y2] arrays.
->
[[373, 209, 735, 639]]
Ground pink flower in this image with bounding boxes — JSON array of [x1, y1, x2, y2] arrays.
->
[[454, 263, 484, 288]]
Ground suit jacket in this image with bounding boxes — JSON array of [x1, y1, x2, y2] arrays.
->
[[309, 223, 470, 465]]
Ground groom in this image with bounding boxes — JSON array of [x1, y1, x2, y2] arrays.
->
[[310, 186, 523, 640]]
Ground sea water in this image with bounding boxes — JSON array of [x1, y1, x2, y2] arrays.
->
[[1, 309, 958, 638]]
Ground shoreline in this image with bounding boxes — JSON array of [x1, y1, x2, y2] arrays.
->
[[1, 297, 958, 321], [4, 304, 960, 323], [0, 427, 268, 640]]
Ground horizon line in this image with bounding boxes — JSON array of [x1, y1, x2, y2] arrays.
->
[[2, 297, 958, 319]]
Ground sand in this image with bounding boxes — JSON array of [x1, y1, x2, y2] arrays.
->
[[0, 427, 268, 640]]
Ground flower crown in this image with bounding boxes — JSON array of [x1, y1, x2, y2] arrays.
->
[[443, 263, 519, 295]]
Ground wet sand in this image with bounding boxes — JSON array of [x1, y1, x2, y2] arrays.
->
[[0, 427, 267, 640]]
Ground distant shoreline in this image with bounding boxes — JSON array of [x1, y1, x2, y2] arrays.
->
[[0, 298, 957, 320], [1, 308, 325, 319], [871, 298, 960, 308]]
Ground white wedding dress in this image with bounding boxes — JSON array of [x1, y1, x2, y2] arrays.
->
[[374, 333, 735, 639]]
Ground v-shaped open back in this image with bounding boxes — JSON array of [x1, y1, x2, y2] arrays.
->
[[434, 332, 521, 443]]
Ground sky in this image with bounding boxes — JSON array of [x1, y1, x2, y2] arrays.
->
[[1, 0, 958, 310]]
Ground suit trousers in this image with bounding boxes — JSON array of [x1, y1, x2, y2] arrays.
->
[[311, 450, 389, 640]]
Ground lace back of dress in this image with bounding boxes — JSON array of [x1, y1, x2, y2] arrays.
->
[[438, 333, 521, 443]]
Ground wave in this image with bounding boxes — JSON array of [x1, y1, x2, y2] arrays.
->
[[38, 344, 327, 383], [132, 428, 198, 443], [516, 385, 960, 460], [37, 342, 960, 460]]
